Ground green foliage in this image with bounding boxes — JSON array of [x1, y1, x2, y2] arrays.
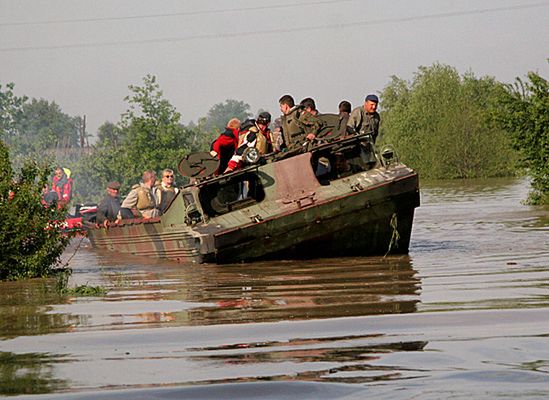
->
[[1, 83, 85, 175], [14, 99, 80, 153], [380, 64, 518, 179], [204, 99, 252, 132], [0, 82, 27, 138], [0, 140, 70, 281], [491, 66, 548, 205], [73, 75, 203, 200], [56, 269, 106, 296]]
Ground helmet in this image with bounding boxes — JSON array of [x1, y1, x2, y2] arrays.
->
[[257, 111, 271, 125]]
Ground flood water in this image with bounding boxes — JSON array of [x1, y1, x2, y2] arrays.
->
[[1, 178, 548, 399]]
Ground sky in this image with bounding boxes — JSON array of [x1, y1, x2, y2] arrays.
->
[[1, 0, 548, 137]]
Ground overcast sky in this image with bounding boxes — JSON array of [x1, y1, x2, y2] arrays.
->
[[1, 0, 548, 136]]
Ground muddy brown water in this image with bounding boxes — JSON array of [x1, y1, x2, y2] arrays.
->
[[1, 178, 548, 399]]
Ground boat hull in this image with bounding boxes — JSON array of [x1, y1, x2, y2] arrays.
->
[[212, 172, 419, 263]]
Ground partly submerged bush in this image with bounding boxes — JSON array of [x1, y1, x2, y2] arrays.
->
[[0, 140, 70, 280], [380, 64, 518, 180]]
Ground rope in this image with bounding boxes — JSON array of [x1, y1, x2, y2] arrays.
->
[[384, 213, 400, 257], [59, 236, 85, 269]]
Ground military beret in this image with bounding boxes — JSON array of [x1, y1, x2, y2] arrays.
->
[[107, 181, 121, 190], [365, 94, 379, 103]]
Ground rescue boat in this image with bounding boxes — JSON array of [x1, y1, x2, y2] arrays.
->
[[87, 134, 420, 263]]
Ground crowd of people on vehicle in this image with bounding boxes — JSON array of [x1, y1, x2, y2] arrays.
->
[[45, 93, 380, 227], [210, 93, 380, 175]]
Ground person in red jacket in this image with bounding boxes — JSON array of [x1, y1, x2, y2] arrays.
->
[[210, 118, 240, 175], [51, 167, 72, 207]]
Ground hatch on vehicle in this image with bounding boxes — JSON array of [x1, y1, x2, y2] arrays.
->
[[198, 171, 265, 217]]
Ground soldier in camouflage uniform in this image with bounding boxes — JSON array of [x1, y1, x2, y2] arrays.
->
[[279, 95, 321, 150], [347, 94, 380, 143]]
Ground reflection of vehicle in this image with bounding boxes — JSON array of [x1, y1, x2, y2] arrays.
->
[[63, 204, 97, 232], [87, 134, 420, 263]]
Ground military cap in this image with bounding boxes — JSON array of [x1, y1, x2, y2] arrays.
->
[[107, 181, 121, 190], [365, 94, 379, 103]]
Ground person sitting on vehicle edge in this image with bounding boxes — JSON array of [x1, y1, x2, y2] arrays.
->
[[210, 118, 241, 175], [347, 94, 381, 143], [155, 168, 180, 214], [118, 170, 160, 220], [96, 181, 121, 228]]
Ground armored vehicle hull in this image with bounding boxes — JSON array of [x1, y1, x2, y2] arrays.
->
[[87, 136, 420, 263]]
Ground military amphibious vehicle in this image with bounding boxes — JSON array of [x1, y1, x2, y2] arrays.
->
[[87, 134, 420, 263]]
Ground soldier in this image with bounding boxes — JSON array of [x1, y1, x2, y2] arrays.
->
[[338, 100, 351, 118], [155, 168, 180, 214], [279, 95, 303, 149], [299, 97, 323, 142], [119, 170, 159, 219], [96, 181, 121, 228], [279, 95, 321, 149], [347, 94, 381, 142]]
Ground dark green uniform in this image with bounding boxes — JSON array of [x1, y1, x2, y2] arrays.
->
[[281, 107, 322, 150], [347, 107, 381, 142]]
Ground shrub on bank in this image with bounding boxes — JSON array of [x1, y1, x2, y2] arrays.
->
[[379, 64, 518, 180], [0, 140, 69, 280], [492, 67, 548, 205]]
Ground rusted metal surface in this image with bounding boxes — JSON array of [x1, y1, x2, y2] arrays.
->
[[87, 135, 420, 263]]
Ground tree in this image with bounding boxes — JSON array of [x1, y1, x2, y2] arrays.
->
[[204, 99, 252, 133], [0, 140, 69, 280], [96, 121, 123, 148], [72, 75, 199, 201], [0, 82, 27, 139], [493, 66, 549, 204], [379, 64, 517, 179], [12, 98, 80, 155]]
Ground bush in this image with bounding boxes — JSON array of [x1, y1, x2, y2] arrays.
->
[[492, 67, 549, 205], [0, 140, 70, 280], [380, 64, 518, 179]]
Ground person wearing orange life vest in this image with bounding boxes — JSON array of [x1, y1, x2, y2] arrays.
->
[[51, 167, 72, 207]]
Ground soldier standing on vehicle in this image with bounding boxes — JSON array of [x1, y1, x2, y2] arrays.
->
[[347, 94, 380, 143], [279, 95, 321, 149], [279, 95, 303, 149]]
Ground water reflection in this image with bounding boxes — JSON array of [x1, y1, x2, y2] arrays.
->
[[55, 252, 421, 331], [0, 278, 79, 339], [0, 352, 69, 395]]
